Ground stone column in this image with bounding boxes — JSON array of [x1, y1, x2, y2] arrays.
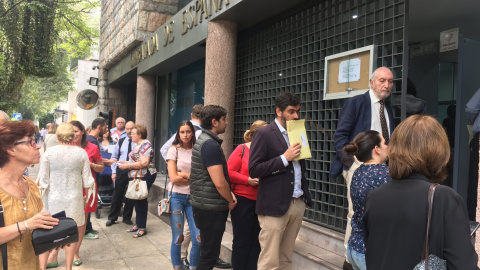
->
[[136, 75, 156, 143], [97, 67, 109, 114], [204, 21, 237, 158]]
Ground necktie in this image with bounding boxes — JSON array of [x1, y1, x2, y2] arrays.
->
[[379, 100, 390, 145], [127, 139, 132, 157]]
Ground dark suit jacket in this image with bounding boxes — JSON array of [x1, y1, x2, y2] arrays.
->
[[330, 91, 395, 178], [249, 121, 313, 217], [363, 173, 478, 270]]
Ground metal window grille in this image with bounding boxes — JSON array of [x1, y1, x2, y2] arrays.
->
[[234, 0, 406, 232]]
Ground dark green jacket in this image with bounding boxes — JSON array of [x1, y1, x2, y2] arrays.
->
[[190, 129, 230, 211]]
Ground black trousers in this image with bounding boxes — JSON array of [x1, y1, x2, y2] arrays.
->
[[230, 195, 261, 270], [107, 169, 134, 222], [193, 207, 228, 270], [133, 171, 156, 229]]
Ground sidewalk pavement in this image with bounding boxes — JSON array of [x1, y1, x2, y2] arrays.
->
[[28, 143, 174, 269]]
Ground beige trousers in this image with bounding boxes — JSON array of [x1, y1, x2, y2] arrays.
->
[[342, 157, 362, 262], [257, 198, 306, 270], [180, 217, 191, 259]]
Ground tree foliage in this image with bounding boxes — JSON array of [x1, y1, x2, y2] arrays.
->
[[19, 48, 75, 120], [39, 111, 54, 128], [0, 0, 100, 115]]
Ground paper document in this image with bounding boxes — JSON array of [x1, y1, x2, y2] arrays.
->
[[286, 119, 312, 160], [338, 58, 361, 83]]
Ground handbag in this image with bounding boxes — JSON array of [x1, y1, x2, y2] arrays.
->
[[125, 162, 149, 200], [0, 199, 8, 270], [413, 183, 447, 270], [158, 179, 173, 216], [31, 217, 79, 256], [158, 147, 177, 216]]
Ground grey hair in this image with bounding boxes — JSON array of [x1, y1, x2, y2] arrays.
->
[[370, 67, 393, 80]]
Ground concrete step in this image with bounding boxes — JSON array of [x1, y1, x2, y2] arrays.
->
[[149, 176, 344, 269], [223, 219, 343, 270]]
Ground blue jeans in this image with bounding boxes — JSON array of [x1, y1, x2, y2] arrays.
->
[[169, 192, 200, 269], [346, 247, 367, 270]]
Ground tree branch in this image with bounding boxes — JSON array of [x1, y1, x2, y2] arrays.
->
[[59, 13, 92, 41]]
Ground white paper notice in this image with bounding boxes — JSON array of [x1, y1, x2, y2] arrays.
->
[[300, 134, 308, 147], [338, 58, 361, 83]]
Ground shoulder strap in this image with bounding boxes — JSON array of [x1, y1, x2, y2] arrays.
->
[[231, 144, 246, 193], [116, 137, 126, 160], [0, 199, 8, 270], [421, 183, 439, 270]]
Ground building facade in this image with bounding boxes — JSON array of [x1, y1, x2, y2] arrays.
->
[[98, 0, 480, 233]]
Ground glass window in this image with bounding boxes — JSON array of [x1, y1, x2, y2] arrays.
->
[[168, 59, 205, 137]]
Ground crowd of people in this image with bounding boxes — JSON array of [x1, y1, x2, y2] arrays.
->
[[0, 65, 478, 270]]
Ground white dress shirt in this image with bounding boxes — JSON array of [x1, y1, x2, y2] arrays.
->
[[369, 90, 391, 135], [275, 119, 304, 198]]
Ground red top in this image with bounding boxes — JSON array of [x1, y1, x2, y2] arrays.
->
[[227, 144, 258, 201], [83, 142, 102, 213]]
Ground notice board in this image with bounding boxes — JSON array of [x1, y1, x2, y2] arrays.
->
[[323, 45, 376, 100]]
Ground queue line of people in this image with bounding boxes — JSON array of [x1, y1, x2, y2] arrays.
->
[[0, 66, 478, 270]]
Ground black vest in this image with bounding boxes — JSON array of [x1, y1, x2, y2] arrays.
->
[[190, 129, 230, 211]]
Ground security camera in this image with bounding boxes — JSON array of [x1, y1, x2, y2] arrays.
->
[[92, 65, 100, 70]]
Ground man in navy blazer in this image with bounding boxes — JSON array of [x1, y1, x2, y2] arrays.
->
[[330, 67, 395, 270], [250, 92, 313, 270]]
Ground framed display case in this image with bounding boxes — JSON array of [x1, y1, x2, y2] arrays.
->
[[323, 45, 377, 100]]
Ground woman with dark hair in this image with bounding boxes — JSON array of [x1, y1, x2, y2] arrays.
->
[[166, 121, 200, 270], [38, 122, 95, 270], [98, 129, 115, 194], [0, 121, 59, 269], [227, 120, 267, 270], [118, 124, 157, 238], [70, 120, 104, 266], [364, 115, 478, 269], [342, 130, 390, 270]]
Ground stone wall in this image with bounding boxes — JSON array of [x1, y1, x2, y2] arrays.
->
[[99, 0, 178, 69], [98, 0, 178, 117]]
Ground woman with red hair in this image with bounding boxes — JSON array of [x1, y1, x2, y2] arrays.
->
[[0, 121, 59, 269]]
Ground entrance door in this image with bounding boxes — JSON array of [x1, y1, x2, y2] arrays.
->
[[454, 39, 480, 205]]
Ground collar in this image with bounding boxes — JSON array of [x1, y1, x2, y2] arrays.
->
[[274, 119, 287, 134], [191, 121, 202, 129], [369, 89, 382, 104], [403, 172, 431, 182], [202, 129, 223, 144]]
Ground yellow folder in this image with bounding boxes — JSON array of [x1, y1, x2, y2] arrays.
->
[[286, 119, 312, 160]]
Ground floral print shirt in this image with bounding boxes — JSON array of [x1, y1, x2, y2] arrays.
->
[[348, 164, 391, 254], [128, 140, 157, 178]]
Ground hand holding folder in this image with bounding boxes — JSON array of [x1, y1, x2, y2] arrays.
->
[[286, 119, 312, 160]]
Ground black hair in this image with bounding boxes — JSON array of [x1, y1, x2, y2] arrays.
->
[[70, 120, 88, 148], [201, 105, 227, 130], [275, 92, 301, 112], [343, 130, 382, 163], [91, 118, 106, 130], [172, 121, 196, 148]]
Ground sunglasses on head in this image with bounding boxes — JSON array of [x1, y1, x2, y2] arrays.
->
[[14, 138, 37, 148]]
